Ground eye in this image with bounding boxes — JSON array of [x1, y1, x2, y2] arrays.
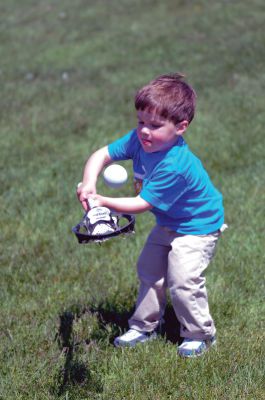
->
[[138, 120, 144, 125], [151, 123, 161, 129]]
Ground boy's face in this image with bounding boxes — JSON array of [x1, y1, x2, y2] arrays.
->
[[136, 110, 188, 153]]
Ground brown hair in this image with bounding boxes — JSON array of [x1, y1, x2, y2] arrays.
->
[[135, 73, 196, 124]]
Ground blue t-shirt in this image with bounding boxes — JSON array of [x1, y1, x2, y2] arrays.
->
[[108, 129, 224, 235]]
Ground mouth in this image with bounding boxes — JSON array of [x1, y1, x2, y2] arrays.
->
[[141, 138, 152, 146]]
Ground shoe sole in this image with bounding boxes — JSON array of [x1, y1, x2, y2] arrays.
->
[[178, 339, 217, 358], [114, 332, 157, 348]]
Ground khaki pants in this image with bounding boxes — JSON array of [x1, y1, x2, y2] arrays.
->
[[129, 225, 221, 340]]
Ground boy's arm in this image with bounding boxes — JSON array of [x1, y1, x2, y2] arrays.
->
[[89, 194, 153, 214], [77, 146, 112, 210]]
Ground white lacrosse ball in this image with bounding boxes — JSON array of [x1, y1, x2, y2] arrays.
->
[[103, 164, 128, 189]]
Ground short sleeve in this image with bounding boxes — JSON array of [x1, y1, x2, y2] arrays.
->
[[140, 170, 188, 211], [108, 129, 138, 161]]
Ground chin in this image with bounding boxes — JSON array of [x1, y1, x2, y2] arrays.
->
[[142, 146, 154, 153]]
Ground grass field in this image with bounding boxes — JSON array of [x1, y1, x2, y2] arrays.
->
[[1, 0, 265, 399]]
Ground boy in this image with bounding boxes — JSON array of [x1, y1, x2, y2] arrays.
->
[[77, 73, 226, 357]]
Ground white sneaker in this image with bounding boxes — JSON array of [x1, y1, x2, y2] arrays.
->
[[114, 329, 157, 347], [178, 336, 216, 358]]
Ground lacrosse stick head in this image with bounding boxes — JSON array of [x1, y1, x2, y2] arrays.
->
[[72, 206, 135, 244]]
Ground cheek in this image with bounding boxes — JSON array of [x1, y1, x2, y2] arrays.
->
[[152, 131, 166, 143], [153, 129, 177, 147]]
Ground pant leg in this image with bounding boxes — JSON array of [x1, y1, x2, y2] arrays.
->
[[129, 225, 170, 332], [167, 232, 220, 340]]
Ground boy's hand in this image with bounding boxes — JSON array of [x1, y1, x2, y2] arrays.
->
[[76, 182, 96, 211], [87, 194, 104, 209]]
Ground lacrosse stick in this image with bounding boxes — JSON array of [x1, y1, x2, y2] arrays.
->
[[72, 196, 135, 244]]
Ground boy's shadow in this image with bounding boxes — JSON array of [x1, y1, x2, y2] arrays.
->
[[55, 301, 180, 395], [55, 312, 91, 396], [92, 301, 181, 345]]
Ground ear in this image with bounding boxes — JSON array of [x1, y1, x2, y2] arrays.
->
[[175, 120, 189, 136]]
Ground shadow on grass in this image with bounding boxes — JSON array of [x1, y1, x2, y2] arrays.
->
[[90, 301, 181, 345], [56, 311, 93, 396], [54, 297, 180, 395]]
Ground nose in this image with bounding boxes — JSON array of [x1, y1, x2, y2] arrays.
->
[[141, 126, 150, 137]]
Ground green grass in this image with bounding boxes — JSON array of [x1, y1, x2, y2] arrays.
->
[[1, 0, 265, 398]]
